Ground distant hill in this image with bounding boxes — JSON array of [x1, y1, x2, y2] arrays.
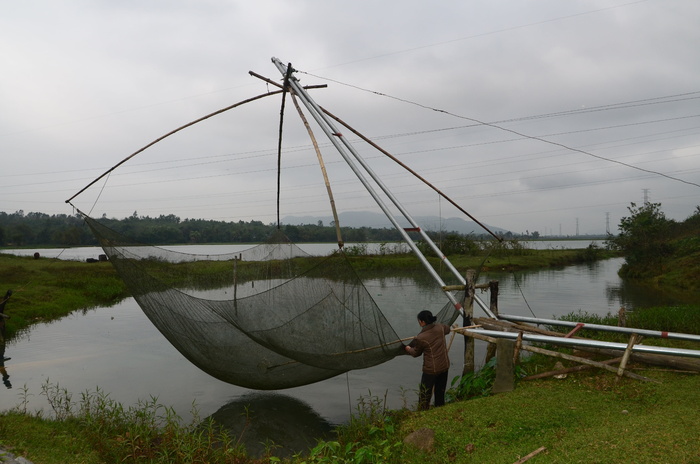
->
[[282, 211, 508, 235]]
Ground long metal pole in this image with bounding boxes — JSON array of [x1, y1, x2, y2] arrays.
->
[[467, 328, 700, 359], [272, 58, 495, 318], [272, 58, 473, 317], [499, 314, 700, 342]]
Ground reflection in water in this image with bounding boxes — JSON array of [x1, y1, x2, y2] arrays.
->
[[208, 393, 334, 458], [0, 347, 10, 389], [607, 277, 700, 310], [1, 288, 11, 389]]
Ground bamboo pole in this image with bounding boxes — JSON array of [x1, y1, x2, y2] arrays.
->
[[463, 270, 476, 374], [290, 92, 344, 248], [331, 327, 482, 356], [522, 357, 623, 381], [484, 281, 499, 365], [616, 334, 641, 381], [513, 331, 523, 365]]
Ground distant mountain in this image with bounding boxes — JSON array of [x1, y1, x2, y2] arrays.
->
[[282, 211, 508, 235]]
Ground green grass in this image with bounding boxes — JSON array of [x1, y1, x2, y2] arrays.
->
[[396, 370, 700, 463], [0, 254, 129, 338], [0, 413, 103, 464], [2, 367, 698, 463]]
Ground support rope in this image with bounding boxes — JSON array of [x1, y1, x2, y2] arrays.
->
[[321, 107, 503, 242]]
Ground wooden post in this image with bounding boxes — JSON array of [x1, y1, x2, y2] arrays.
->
[[513, 331, 523, 365], [484, 280, 500, 364], [492, 338, 516, 394], [463, 269, 475, 375], [618, 307, 626, 327], [489, 280, 499, 317], [616, 333, 640, 381]]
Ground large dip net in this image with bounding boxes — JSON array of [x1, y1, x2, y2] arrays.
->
[[83, 216, 461, 389], [66, 58, 492, 390]]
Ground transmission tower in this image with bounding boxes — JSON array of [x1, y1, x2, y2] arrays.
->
[[642, 188, 650, 204], [605, 212, 610, 234]]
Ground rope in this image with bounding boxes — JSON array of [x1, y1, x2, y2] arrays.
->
[[320, 107, 503, 241], [66, 89, 285, 205], [506, 252, 538, 318]]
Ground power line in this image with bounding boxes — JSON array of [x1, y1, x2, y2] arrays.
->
[[303, 73, 700, 189]]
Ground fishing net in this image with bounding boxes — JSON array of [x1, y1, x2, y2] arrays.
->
[[84, 216, 461, 390]]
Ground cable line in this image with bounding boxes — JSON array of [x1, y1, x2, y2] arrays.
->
[[302, 73, 700, 189]]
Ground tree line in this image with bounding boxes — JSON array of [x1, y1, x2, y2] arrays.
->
[[0, 210, 415, 247]]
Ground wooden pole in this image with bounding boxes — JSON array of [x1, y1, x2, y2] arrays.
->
[[493, 338, 516, 393], [330, 328, 479, 356], [484, 280, 500, 364], [513, 446, 547, 464], [522, 357, 623, 381], [522, 343, 655, 382], [463, 270, 475, 374], [616, 333, 640, 381], [290, 93, 344, 248], [513, 331, 523, 365]]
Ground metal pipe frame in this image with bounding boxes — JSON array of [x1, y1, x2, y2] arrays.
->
[[467, 328, 700, 359], [499, 314, 700, 343]]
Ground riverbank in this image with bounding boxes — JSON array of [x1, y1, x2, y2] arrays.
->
[[1, 366, 698, 463]]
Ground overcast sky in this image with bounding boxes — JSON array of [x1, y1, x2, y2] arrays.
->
[[2, 0, 699, 236]]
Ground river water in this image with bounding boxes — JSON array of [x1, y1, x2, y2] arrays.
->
[[0, 244, 686, 457]]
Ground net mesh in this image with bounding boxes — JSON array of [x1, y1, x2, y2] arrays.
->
[[85, 216, 461, 390]]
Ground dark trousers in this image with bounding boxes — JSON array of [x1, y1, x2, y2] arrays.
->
[[418, 370, 448, 410]]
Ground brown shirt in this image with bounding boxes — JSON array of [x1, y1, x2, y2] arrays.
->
[[406, 323, 450, 375]]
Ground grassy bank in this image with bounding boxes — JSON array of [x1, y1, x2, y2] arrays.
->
[[1, 360, 698, 463], [395, 370, 700, 463], [0, 254, 129, 339]]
